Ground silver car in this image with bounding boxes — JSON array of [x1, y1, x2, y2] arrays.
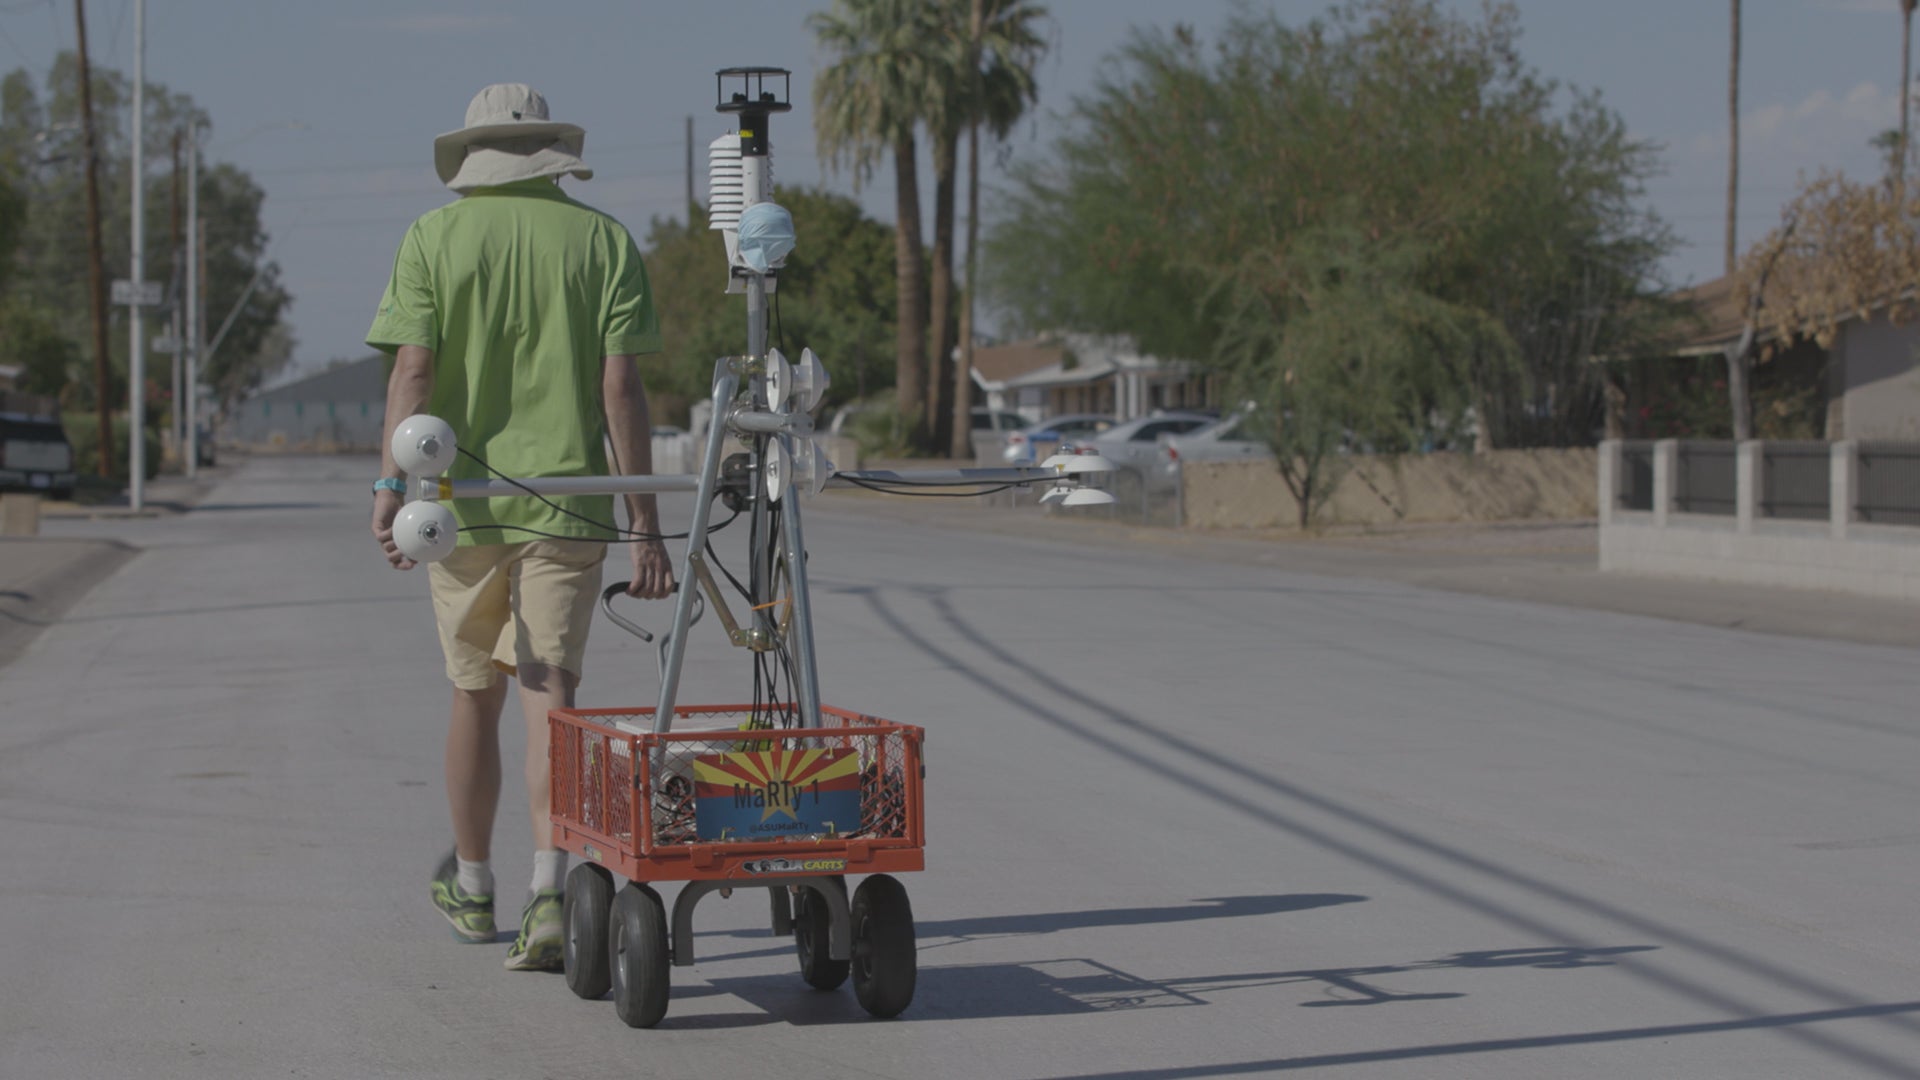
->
[[1158, 410, 1273, 484], [1001, 413, 1116, 464], [1083, 412, 1214, 475]]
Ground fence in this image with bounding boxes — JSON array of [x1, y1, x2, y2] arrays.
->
[[1858, 442, 1920, 526], [1602, 438, 1920, 533], [1599, 438, 1920, 598], [1760, 441, 1831, 522], [1618, 441, 1654, 512], [1675, 440, 1735, 516]]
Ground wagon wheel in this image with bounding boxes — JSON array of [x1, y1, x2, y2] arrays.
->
[[850, 874, 915, 1018], [794, 876, 850, 990], [608, 882, 671, 1028], [562, 863, 615, 999]]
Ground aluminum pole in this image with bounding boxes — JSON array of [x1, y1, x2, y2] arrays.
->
[[128, 0, 145, 510], [185, 128, 198, 478]]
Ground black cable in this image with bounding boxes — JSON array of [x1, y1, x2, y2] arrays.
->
[[774, 286, 787, 358], [705, 538, 754, 605], [460, 508, 739, 543], [455, 446, 693, 541], [836, 475, 1021, 498]]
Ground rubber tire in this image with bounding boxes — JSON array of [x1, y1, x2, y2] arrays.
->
[[562, 863, 615, 1000], [795, 876, 850, 990], [608, 883, 671, 1028], [850, 874, 916, 1018]]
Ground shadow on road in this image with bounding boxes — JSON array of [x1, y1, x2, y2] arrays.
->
[[850, 585, 1920, 1079], [1029, 999, 1920, 1078], [698, 943, 1656, 1027], [695, 893, 1362, 967]]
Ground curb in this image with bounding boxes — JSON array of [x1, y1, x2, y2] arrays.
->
[[0, 537, 140, 670]]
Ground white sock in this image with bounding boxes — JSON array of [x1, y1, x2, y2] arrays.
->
[[532, 849, 567, 894], [456, 858, 493, 898]]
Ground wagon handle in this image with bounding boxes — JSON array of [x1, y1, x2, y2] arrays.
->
[[600, 581, 702, 644]]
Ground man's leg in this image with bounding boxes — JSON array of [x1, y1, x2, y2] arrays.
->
[[515, 662, 576, 856], [448, 677, 508, 861], [500, 538, 603, 971], [427, 543, 516, 943]]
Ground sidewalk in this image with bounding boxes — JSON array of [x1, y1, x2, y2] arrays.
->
[[39, 464, 229, 520], [818, 489, 1920, 650], [0, 463, 228, 667]]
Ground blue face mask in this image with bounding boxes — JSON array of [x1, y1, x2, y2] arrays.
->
[[735, 202, 796, 274]]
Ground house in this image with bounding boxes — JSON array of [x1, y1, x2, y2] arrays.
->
[[229, 355, 388, 451], [970, 335, 1221, 422], [1620, 275, 1920, 440]]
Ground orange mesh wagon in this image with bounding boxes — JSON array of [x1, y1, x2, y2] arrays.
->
[[549, 704, 926, 884]]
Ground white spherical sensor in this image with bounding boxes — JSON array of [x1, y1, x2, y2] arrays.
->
[[391, 415, 457, 475], [393, 500, 459, 564]]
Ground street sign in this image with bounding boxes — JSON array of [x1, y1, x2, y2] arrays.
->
[[111, 279, 164, 306]]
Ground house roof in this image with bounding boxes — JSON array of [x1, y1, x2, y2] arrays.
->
[[250, 355, 389, 403], [970, 339, 1067, 386], [1670, 276, 1749, 355], [1005, 356, 1120, 390], [1660, 273, 1896, 357]]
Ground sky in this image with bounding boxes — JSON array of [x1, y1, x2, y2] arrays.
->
[[0, 0, 1911, 380]]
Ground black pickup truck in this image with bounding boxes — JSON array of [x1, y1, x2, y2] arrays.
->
[[0, 402, 77, 501]]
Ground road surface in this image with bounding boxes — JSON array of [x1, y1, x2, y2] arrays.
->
[[4, 455, 1920, 1078]]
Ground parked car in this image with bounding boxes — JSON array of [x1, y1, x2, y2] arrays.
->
[[966, 406, 1027, 461], [1081, 411, 1214, 473], [1158, 410, 1273, 488], [970, 407, 1026, 434], [1001, 412, 1115, 464], [0, 410, 78, 500]]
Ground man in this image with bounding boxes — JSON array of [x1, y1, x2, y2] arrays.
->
[[367, 84, 675, 971]]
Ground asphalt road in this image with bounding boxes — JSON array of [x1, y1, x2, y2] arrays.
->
[[5, 455, 1920, 1079]]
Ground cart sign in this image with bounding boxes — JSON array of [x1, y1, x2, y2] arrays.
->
[[692, 747, 861, 841]]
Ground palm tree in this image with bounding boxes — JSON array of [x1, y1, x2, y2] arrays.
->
[[918, 0, 1047, 456], [946, 0, 1049, 457], [810, 0, 942, 440]]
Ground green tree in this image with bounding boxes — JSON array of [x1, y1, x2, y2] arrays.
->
[[986, 1, 1673, 522], [811, 0, 941, 441], [921, 0, 1048, 454], [0, 54, 290, 413], [643, 187, 897, 421]]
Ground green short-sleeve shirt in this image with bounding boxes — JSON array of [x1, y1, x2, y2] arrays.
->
[[367, 179, 661, 545]]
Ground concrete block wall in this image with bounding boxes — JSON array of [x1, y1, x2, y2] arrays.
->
[[1182, 447, 1598, 531], [1597, 439, 1920, 599]]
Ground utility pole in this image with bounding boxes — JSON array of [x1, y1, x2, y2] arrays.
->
[[169, 131, 182, 465], [186, 132, 199, 477], [1725, 0, 1740, 276], [129, 0, 146, 510], [685, 114, 694, 216], [74, 0, 114, 478]]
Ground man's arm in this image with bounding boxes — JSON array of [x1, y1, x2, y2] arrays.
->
[[603, 354, 675, 599], [371, 345, 435, 570]]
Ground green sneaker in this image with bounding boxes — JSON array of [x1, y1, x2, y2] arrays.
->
[[504, 889, 564, 971], [430, 851, 496, 943]]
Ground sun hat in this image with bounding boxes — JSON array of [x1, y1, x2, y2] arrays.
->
[[434, 83, 594, 194]]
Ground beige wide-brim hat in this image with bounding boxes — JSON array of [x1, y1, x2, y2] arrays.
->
[[433, 83, 594, 194]]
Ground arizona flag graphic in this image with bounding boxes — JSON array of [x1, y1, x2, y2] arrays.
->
[[692, 747, 863, 840]]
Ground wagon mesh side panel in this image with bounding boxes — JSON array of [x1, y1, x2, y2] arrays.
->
[[640, 715, 915, 848], [551, 707, 921, 858]]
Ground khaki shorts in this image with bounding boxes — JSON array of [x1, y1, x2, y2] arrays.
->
[[427, 539, 607, 690]]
